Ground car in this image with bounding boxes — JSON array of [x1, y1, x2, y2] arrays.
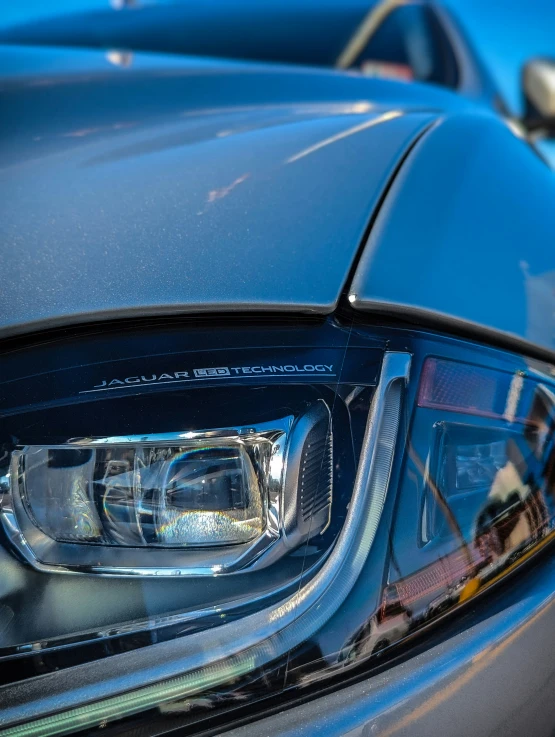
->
[[2, 0, 555, 166], [2, 4, 555, 737]]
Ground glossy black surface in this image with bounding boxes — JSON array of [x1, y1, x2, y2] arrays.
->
[[221, 548, 555, 737]]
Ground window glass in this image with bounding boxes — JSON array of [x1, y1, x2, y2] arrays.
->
[[357, 5, 459, 89]]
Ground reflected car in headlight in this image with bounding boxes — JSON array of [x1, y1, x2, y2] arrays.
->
[[1, 11, 555, 737]]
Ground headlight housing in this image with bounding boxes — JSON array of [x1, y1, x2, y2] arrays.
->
[[0, 318, 554, 736], [4, 404, 334, 574]]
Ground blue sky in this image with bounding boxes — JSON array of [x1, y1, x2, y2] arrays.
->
[[445, 0, 555, 114]]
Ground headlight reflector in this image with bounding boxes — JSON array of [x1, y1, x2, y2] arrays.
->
[[3, 401, 337, 573], [19, 434, 277, 548]]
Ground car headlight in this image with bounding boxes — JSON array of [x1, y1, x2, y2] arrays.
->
[[0, 319, 554, 736], [4, 404, 333, 573]]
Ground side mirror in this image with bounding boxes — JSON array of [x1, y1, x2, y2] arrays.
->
[[523, 59, 555, 132]]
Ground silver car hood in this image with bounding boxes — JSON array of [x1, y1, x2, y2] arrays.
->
[[0, 46, 445, 338]]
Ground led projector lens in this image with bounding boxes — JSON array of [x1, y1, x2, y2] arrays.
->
[[5, 403, 334, 573], [18, 432, 280, 549]]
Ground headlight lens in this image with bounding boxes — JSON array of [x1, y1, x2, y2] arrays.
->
[[3, 399, 338, 574], [20, 437, 273, 547], [0, 319, 554, 736], [18, 426, 283, 546]]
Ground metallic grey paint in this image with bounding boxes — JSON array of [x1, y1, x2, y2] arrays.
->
[[350, 112, 555, 356], [0, 46, 444, 339]]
